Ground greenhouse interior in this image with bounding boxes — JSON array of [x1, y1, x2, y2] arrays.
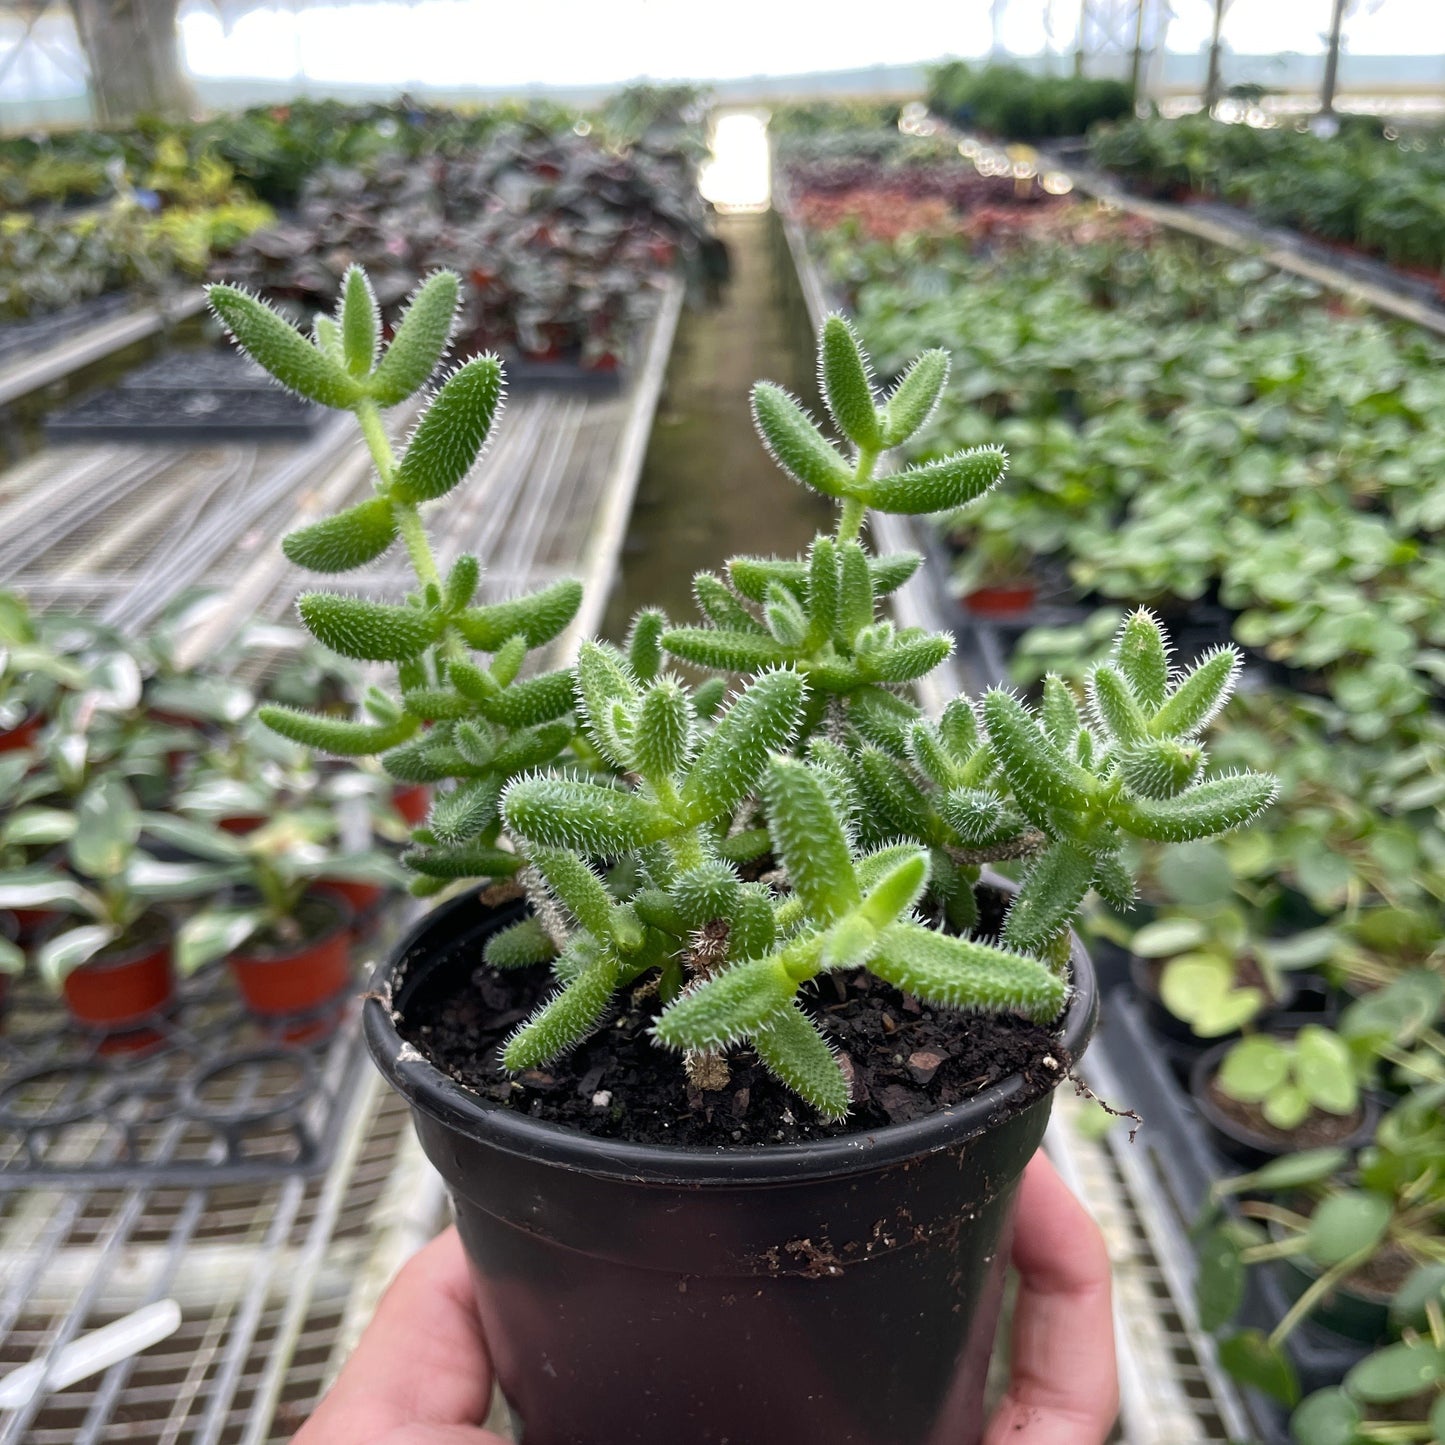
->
[[1, 1, 1445, 1442]]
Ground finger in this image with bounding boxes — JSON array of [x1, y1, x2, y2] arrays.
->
[[296, 1228, 494, 1445], [983, 1152, 1118, 1445]]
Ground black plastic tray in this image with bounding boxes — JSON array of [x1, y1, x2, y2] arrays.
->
[[0, 293, 139, 369], [45, 383, 322, 443], [504, 354, 626, 395], [0, 949, 374, 1188]]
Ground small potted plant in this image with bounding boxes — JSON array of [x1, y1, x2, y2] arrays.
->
[[210, 265, 1276, 1444], [0, 777, 237, 1035], [161, 799, 405, 1026], [1193, 1024, 1376, 1168]]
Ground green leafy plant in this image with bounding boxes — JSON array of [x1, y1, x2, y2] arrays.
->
[[1216, 1026, 1361, 1131], [0, 777, 236, 987], [215, 268, 1276, 1118]]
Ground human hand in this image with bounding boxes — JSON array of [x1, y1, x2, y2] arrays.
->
[[983, 1152, 1119, 1445], [298, 1151, 1117, 1445], [293, 1226, 504, 1445]]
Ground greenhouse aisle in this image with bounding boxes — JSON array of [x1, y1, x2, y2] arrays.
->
[[603, 210, 832, 636]]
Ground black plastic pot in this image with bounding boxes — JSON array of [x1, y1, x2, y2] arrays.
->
[[364, 885, 1099, 1445], [1188, 1036, 1381, 1170]]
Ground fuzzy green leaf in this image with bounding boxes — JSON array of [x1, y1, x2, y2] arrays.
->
[[207, 285, 363, 409], [836, 541, 873, 644], [442, 554, 480, 612], [1039, 675, 1082, 750], [729, 883, 777, 959], [1089, 663, 1147, 745], [940, 787, 1016, 846], [858, 631, 953, 685], [1002, 841, 1094, 950], [860, 445, 1006, 515], [484, 917, 557, 969], [681, 667, 806, 823], [401, 844, 519, 879], [755, 1002, 851, 1120], [671, 860, 741, 929], [627, 608, 666, 681], [394, 357, 504, 503], [857, 746, 935, 840], [751, 382, 853, 498], [763, 582, 809, 648], [982, 689, 1095, 816], [869, 551, 922, 596], [369, 271, 459, 406], [298, 592, 438, 662], [632, 678, 694, 782], [401, 688, 471, 721], [259, 703, 419, 756], [807, 536, 839, 643], [762, 757, 859, 924], [1149, 648, 1241, 739], [502, 954, 622, 1070], [873, 922, 1068, 1021], [653, 953, 794, 1050], [429, 778, 501, 844], [880, 349, 949, 447], [339, 265, 379, 378], [503, 776, 666, 854], [455, 578, 582, 652], [449, 664, 573, 729], [726, 557, 806, 604], [693, 573, 766, 633], [489, 721, 574, 776], [531, 847, 616, 939], [1115, 609, 1170, 711], [819, 314, 882, 450], [662, 626, 791, 673], [1118, 773, 1277, 843], [1119, 739, 1203, 799], [282, 496, 397, 573]]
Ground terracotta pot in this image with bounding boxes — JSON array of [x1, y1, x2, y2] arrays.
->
[[318, 878, 386, 929], [227, 892, 353, 1027], [218, 814, 267, 836], [963, 583, 1037, 619], [392, 783, 431, 828], [0, 715, 40, 753], [62, 916, 175, 1034]]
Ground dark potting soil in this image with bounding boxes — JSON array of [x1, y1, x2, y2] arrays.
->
[[1204, 1075, 1366, 1151], [398, 888, 1071, 1147]]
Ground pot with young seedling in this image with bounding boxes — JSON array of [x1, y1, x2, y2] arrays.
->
[[163, 800, 405, 1031], [1192, 1025, 1377, 1169], [211, 265, 1277, 1445], [1129, 907, 1301, 1049], [0, 777, 236, 1036]]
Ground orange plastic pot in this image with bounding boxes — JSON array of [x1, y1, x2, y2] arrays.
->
[[62, 917, 175, 1033], [963, 583, 1037, 619], [318, 878, 385, 932], [0, 715, 40, 753], [392, 784, 431, 828], [227, 893, 353, 1024]]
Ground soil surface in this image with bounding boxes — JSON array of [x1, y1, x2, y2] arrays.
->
[[1204, 1075, 1365, 1150], [398, 890, 1072, 1147]]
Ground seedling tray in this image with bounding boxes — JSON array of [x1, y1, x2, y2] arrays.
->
[[117, 348, 274, 391], [1101, 989, 1372, 1440], [0, 956, 370, 1188], [45, 382, 323, 443], [0, 292, 137, 369]]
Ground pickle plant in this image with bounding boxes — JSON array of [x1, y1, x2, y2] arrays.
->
[[212, 266, 1277, 1119]]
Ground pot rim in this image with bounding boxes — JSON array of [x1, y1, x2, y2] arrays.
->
[[64, 911, 173, 975], [363, 886, 1099, 1187]]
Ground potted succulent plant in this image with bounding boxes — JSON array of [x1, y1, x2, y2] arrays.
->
[[0, 777, 237, 1034], [210, 264, 1277, 1445]]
